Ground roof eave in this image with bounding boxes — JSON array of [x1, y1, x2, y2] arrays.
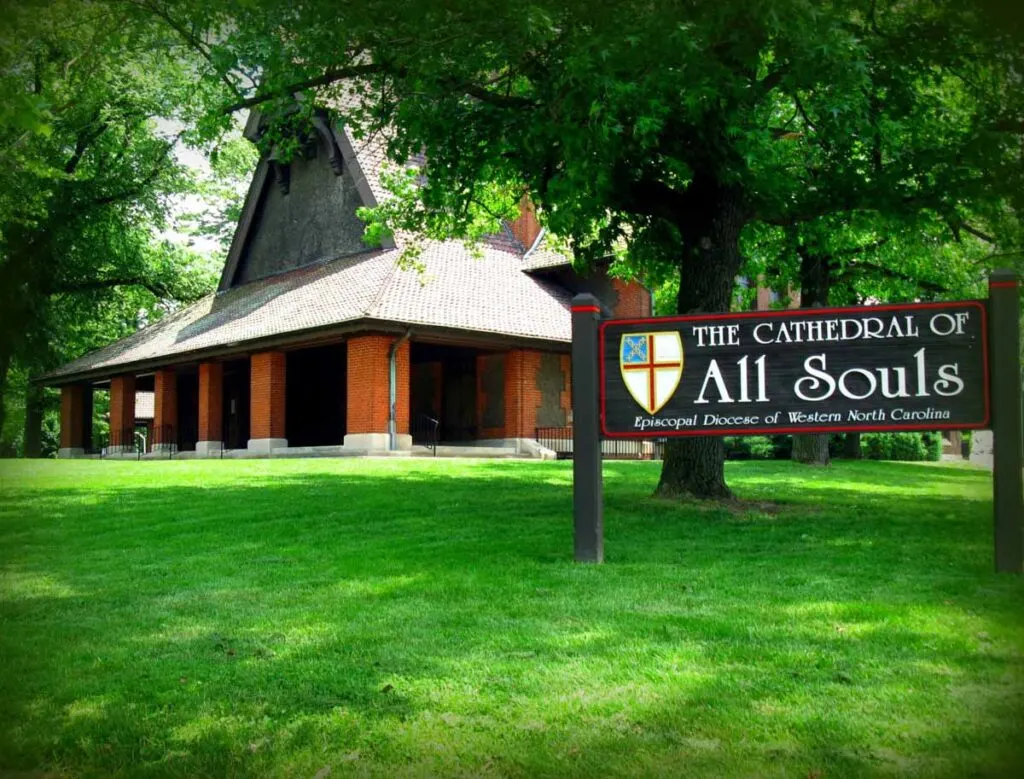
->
[[37, 318, 570, 386]]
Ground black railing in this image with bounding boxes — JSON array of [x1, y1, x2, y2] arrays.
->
[[411, 413, 440, 456], [107, 427, 142, 459], [535, 427, 665, 461], [153, 424, 177, 459], [86, 431, 107, 457]]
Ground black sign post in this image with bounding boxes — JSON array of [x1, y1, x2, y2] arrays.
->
[[988, 270, 1023, 573], [571, 293, 604, 563], [571, 273, 1023, 573]]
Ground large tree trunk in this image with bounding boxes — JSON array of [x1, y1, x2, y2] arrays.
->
[[791, 246, 832, 466], [792, 433, 831, 465], [0, 349, 10, 450], [23, 380, 43, 458], [655, 181, 747, 500], [842, 432, 862, 459]]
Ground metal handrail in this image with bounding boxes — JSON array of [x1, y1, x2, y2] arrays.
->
[[108, 427, 142, 459], [412, 413, 440, 456], [153, 424, 177, 459], [534, 426, 664, 461]]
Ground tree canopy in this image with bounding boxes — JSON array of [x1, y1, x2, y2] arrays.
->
[[163, 0, 1022, 496], [0, 0, 246, 453], [5, 1, 1021, 487]]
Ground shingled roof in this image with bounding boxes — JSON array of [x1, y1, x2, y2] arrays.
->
[[42, 113, 577, 384], [43, 239, 577, 382]]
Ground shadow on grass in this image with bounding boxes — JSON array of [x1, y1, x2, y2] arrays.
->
[[0, 459, 1018, 777]]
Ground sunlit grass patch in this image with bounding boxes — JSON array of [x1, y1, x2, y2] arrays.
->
[[0, 457, 1020, 778]]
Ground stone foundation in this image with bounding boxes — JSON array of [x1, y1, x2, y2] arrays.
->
[[247, 437, 288, 455], [196, 440, 224, 457]]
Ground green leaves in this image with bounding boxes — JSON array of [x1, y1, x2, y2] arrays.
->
[[0, 0, 240, 413]]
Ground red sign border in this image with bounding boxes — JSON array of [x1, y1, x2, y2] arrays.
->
[[598, 300, 991, 438]]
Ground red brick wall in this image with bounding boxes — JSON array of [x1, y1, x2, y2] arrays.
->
[[754, 276, 801, 310], [611, 278, 652, 319], [250, 352, 286, 440], [154, 368, 177, 443], [109, 375, 136, 439], [198, 362, 223, 442], [509, 196, 542, 248], [505, 349, 544, 438], [346, 335, 410, 435], [559, 354, 573, 425], [60, 385, 85, 449]]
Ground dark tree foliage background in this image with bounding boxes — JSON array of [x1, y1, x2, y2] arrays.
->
[[171, 0, 1022, 496], [0, 0, 251, 455], [3, 1, 1021, 493]]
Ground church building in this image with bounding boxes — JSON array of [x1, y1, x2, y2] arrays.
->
[[43, 111, 651, 458]]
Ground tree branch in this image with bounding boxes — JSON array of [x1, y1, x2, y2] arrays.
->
[[124, 0, 245, 100], [221, 63, 390, 113], [960, 222, 997, 244], [832, 237, 890, 256], [64, 116, 109, 175], [48, 276, 171, 299], [757, 63, 791, 96], [989, 117, 1024, 133], [838, 260, 949, 293], [617, 176, 691, 226], [794, 94, 818, 132], [87, 131, 182, 207], [457, 81, 537, 109]]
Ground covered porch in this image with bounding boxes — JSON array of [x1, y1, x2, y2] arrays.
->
[[54, 332, 570, 459]]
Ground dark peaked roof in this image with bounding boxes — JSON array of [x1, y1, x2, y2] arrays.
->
[[41, 102, 585, 382], [42, 118, 577, 383]]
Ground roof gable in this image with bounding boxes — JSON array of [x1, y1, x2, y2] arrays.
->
[[218, 114, 390, 292]]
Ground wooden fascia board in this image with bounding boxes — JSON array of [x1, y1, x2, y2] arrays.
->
[[217, 159, 271, 292], [38, 320, 569, 386]]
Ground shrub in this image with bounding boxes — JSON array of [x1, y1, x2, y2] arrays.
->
[[749, 436, 775, 459], [921, 432, 942, 461], [770, 435, 793, 459], [861, 432, 935, 461], [723, 436, 790, 460], [723, 437, 751, 460]]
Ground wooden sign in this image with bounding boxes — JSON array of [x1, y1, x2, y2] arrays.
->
[[570, 271, 1022, 573], [600, 301, 989, 437]]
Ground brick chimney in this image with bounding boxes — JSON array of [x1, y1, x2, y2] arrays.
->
[[509, 195, 542, 249]]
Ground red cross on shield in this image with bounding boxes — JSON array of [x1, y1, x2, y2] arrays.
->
[[619, 332, 684, 414]]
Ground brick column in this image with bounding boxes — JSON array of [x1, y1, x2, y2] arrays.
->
[[109, 374, 136, 454], [249, 351, 287, 454], [344, 335, 410, 452], [197, 362, 224, 455], [153, 368, 178, 452], [59, 384, 87, 457], [504, 349, 542, 439], [560, 354, 573, 425]]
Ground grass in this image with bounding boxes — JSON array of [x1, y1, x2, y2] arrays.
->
[[0, 457, 1021, 778]]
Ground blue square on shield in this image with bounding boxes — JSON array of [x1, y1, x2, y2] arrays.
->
[[622, 335, 648, 363]]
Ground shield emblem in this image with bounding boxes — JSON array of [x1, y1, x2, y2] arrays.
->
[[620, 332, 684, 414]]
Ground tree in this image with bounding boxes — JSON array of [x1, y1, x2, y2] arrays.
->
[[163, 0, 1023, 497], [747, 207, 1022, 464], [0, 0, 241, 449]]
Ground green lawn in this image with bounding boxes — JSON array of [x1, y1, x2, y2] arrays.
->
[[0, 458, 1021, 778]]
